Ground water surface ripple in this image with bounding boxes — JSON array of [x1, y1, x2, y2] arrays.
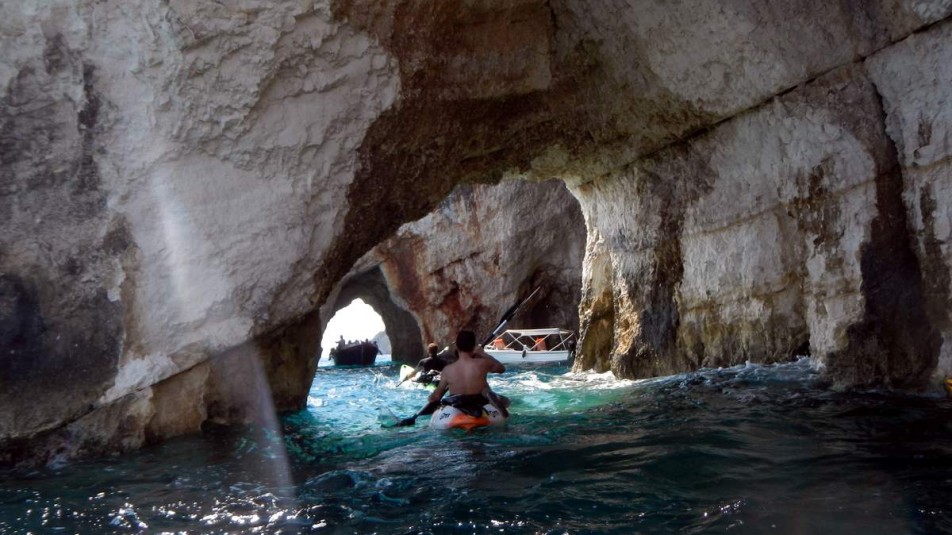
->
[[1, 358, 950, 534]]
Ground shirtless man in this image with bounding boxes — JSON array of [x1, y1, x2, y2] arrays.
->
[[394, 330, 508, 426], [428, 330, 509, 417]]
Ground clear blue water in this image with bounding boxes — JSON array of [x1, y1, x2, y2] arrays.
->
[[1, 356, 951, 534]]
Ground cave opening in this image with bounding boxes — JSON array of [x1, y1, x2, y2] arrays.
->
[[319, 298, 390, 364], [323, 267, 425, 367]]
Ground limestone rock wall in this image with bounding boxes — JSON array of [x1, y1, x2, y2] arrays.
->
[[567, 5, 952, 388], [572, 65, 943, 388], [530, 0, 952, 183], [1, 0, 400, 463], [867, 22, 952, 386], [340, 180, 585, 362], [3, 0, 952, 464], [1, 6, 124, 451]]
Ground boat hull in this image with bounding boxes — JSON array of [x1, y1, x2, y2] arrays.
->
[[483, 328, 575, 365], [330, 341, 379, 366], [484, 349, 571, 365], [429, 404, 507, 431]]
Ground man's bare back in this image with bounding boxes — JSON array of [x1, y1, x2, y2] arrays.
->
[[429, 346, 504, 402]]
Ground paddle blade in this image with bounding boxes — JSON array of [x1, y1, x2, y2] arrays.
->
[[395, 416, 418, 427], [481, 287, 542, 346], [397, 365, 418, 386], [378, 407, 402, 428]]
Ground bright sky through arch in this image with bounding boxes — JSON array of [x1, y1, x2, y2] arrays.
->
[[321, 299, 385, 358]]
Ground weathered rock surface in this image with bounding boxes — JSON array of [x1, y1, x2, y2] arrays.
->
[[866, 21, 952, 387], [2, 0, 400, 463], [2, 0, 952, 464], [573, 65, 941, 388], [332, 179, 585, 363], [1, 10, 125, 453]]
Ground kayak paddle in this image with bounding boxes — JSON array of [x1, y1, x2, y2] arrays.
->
[[479, 286, 540, 347], [396, 364, 419, 387], [385, 287, 540, 427]]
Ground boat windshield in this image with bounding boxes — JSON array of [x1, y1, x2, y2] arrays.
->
[[487, 329, 575, 352]]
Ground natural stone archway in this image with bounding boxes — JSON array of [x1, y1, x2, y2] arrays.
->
[[357, 180, 586, 352], [325, 0, 952, 390], [329, 268, 424, 363], [5, 1, 952, 466]]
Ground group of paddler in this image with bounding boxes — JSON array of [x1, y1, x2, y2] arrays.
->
[[386, 288, 541, 429], [387, 290, 952, 430]]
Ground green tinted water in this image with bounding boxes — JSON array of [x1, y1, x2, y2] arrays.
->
[[1, 358, 950, 534]]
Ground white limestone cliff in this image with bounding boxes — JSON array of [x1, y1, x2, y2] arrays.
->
[[1, 0, 400, 461], [332, 180, 585, 362], [3, 0, 952, 465]]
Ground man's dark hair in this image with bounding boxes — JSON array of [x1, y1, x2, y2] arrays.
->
[[455, 330, 477, 352]]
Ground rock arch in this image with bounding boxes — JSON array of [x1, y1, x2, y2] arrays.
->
[[5, 1, 952, 466], [355, 180, 586, 357], [328, 268, 424, 364]]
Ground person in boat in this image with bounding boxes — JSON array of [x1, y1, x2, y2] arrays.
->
[[427, 330, 510, 418]]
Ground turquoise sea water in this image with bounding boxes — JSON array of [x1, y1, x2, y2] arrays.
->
[[1, 356, 950, 534]]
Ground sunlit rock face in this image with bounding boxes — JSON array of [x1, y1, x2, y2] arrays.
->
[[1, 1, 400, 463], [338, 180, 585, 363], [572, 67, 942, 388], [568, 7, 952, 389], [3, 0, 952, 464]]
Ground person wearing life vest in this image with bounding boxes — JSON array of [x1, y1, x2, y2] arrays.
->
[[423, 343, 450, 370], [397, 342, 454, 387], [415, 343, 450, 385], [428, 330, 510, 418]]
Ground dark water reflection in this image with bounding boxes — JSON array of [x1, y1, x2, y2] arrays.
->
[[1, 359, 950, 534]]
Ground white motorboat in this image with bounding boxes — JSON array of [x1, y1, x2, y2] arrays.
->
[[483, 328, 576, 365]]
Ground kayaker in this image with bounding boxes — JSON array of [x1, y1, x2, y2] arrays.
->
[[428, 330, 510, 417], [416, 343, 449, 386], [421, 343, 448, 371], [398, 343, 450, 387]]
